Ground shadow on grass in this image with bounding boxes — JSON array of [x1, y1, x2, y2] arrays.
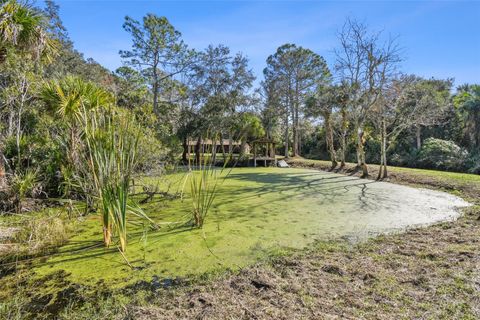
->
[[11, 169, 381, 270], [217, 171, 379, 214]]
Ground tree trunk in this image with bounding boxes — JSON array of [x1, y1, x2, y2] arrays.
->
[[153, 83, 158, 115], [292, 82, 301, 157], [299, 130, 302, 155], [382, 143, 388, 179], [7, 110, 14, 137], [182, 136, 188, 163], [360, 159, 368, 178], [356, 126, 362, 167], [293, 105, 299, 157], [16, 105, 22, 169], [377, 119, 386, 180], [377, 145, 383, 180], [195, 137, 201, 165], [382, 120, 388, 179], [339, 137, 346, 168], [416, 125, 422, 149], [228, 134, 233, 161], [0, 149, 6, 190], [357, 125, 368, 178], [284, 112, 289, 158], [340, 108, 347, 167], [240, 140, 247, 159], [221, 140, 226, 162], [212, 139, 217, 164], [324, 112, 337, 169], [152, 60, 159, 116], [340, 134, 346, 168]]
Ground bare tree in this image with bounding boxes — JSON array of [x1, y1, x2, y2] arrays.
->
[[0, 58, 37, 187], [335, 18, 401, 177], [372, 75, 451, 179]]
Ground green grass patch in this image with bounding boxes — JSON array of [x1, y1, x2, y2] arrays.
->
[[4, 167, 469, 289]]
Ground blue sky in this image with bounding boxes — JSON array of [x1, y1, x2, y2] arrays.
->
[[49, 0, 479, 87]]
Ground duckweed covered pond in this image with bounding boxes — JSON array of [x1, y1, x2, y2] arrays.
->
[[34, 167, 469, 286]]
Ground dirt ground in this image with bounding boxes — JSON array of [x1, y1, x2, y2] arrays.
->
[[121, 160, 480, 320], [129, 211, 480, 319]]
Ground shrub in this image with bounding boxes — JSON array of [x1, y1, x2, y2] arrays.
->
[[417, 138, 468, 171], [8, 169, 39, 213], [187, 161, 221, 228], [465, 152, 480, 174], [3, 133, 66, 198], [18, 214, 70, 255], [390, 149, 420, 168]]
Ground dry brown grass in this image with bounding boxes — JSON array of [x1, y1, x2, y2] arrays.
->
[[0, 211, 73, 273], [126, 206, 480, 319]]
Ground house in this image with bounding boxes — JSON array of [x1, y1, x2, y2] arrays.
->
[[186, 139, 250, 154]]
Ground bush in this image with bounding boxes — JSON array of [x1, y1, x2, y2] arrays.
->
[[417, 138, 468, 171], [3, 134, 66, 197], [390, 149, 420, 168], [135, 127, 169, 172], [465, 153, 480, 174]]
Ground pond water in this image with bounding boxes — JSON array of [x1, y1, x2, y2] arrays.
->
[[34, 168, 470, 286]]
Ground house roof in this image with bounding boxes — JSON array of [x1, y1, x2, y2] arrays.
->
[[187, 139, 242, 146], [252, 138, 276, 144]]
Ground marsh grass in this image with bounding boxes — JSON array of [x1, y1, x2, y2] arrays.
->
[[0, 293, 29, 320]]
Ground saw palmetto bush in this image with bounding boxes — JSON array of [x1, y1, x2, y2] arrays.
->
[[9, 168, 38, 213]]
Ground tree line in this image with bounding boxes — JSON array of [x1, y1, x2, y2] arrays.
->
[[1, 0, 479, 213]]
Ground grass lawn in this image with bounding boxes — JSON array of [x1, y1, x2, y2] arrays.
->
[[28, 167, 468, 288], [287, 158, 480, 198]]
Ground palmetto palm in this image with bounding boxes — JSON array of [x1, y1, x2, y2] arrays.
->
[[42, 76, 113, 122], [41, 77, 149, 252], [0, 0, 57, 62], [41, 76, 113, 166]]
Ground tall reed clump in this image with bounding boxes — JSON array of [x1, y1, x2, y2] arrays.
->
[[187, 138, 230, 228], [84, 109, 148, 252]]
